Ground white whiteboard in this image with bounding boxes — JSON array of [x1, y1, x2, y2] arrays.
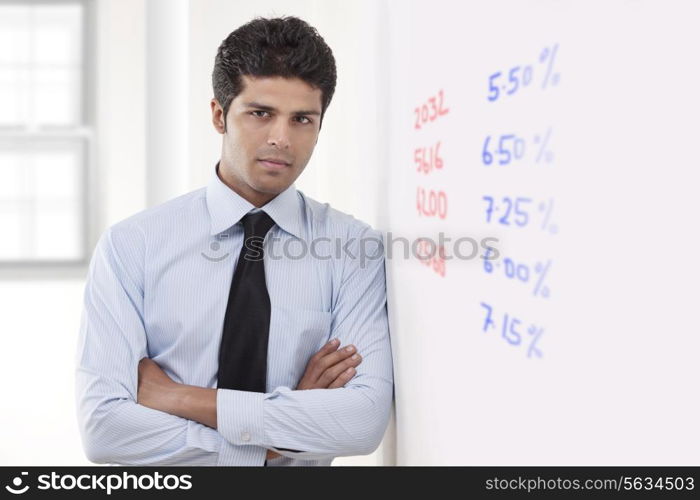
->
[[384, 0, 700, 465]]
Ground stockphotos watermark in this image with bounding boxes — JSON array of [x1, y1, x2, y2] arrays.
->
[[201, 231, 501, 267], [4, 470, 192, 495]]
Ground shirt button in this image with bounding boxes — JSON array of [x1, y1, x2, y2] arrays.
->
[[241, 432, 251, 442]]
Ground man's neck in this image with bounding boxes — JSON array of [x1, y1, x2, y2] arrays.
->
[[217, 164, 276, 208]]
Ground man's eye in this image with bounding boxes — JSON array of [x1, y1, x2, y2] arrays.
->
[[295, 116, 311, 124], [251, 111, 270, 118]]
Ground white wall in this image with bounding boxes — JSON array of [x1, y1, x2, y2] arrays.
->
[[95, 0, 147, 228], [385, 0, 700, 465]]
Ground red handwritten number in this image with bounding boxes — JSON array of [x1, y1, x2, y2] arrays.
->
[[437, 89, 449, 116], [416, 187, 448, 219], [416, 240, 446, 277], [414, 141, 444, 174], [414, 90, 448, 130], [428, 97, 438, 121], [412, 90, 447, 274], [435, 141, 443, 169]]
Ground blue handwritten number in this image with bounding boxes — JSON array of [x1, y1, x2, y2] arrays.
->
[[480, 302, 495, 332], [514, 197, 531, 227], [483, 196, 494, 222], [502, 315, 522, 345], [498, 135, 514, 165], [499, 197, 512, 225], [507, 66, 520, 95], [482, 136, 493, 165], [488, 72, 501, 102]]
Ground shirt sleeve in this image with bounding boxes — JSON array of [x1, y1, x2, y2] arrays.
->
[[75, 224, 223, 465], [216, 225, 395, 460]]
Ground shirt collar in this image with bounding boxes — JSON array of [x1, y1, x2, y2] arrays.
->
[[205, 161, 303, 239]]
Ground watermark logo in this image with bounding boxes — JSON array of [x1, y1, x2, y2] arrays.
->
[[202, 233, 231, 262], [5, 472, 29, 495], [200, 231, 500, 268]]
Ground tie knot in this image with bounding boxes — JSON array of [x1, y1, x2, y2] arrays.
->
[[241, 211, 276, 239]]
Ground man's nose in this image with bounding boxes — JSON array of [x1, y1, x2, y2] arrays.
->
[[267, 119, 291, 149]]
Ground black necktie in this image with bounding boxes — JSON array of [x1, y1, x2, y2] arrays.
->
[[217, 210, 277, 392]]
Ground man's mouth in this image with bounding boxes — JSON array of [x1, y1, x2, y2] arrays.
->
[[258, 158, 290, 169]]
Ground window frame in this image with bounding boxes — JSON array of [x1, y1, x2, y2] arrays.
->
[[0, 0, 96, 278]]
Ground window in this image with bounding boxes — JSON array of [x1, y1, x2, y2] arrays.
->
[[0, 0, 92, 264]]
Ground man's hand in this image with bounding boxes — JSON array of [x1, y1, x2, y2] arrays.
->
[[138, 344, 362, 463], [266, 339, 362, 461], [297, 339, 362, 390], [137, 358, 180, 415]]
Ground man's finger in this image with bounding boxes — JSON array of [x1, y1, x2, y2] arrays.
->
[[306, 341, 355, 382], [327, 367, 356, 389], [300, 339, 342, 385], [318, 352, 362, 387], [309, 338, 340, 365], [314, 344, 357, 373]]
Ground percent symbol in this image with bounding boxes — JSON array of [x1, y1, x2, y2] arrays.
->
[[527, 325, 544, 358], [538, 198, 559, 234], [539, 44, 560, 89], [533, 260, 551, 298], [533, 127, 554, 163]]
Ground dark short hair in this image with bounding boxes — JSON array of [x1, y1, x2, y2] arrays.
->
[[212, 16, 337, 132]]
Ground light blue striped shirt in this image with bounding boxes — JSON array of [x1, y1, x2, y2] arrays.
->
[[75, 163, 394, 466]]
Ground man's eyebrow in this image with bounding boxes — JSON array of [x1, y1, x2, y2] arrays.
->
[[243, 101, 321, 116]]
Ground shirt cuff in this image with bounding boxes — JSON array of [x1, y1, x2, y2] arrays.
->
[[216, 388, 266, 447]]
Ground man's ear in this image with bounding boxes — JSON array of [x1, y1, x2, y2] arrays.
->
[[211, 99, 226, 134]]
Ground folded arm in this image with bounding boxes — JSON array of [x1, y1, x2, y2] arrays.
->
[[75, 224, 222, 465], [216, 226, 395, 460]]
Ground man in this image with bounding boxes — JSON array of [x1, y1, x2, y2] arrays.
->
[[75, 16, 394, 466]]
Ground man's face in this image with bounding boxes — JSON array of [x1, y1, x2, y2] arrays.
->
[[211, 74, 323, 207]]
